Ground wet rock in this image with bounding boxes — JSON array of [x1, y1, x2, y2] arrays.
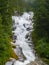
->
[[16, 46, 26, 62], [27, 61, 34, 65], [12, 35, 17, 43], [23, 24, 26, 27], [26, 27, 31, 31], [27, 58, 47, 65], [19, 57, 26, 62], [5, 62, 13, 65], [12, 40, 16, 43], [25, 34, 29, 39], [29, 18, 32, 20], [12, 45, 16, 48], [28, 37, 31, 41], [29, 43, 32, 47], [12, 35, 17, 40], [12, 20, 15, 25], [27, 41, 32, 43], [12, 26, 16, 31], [5, 58, 16, 65]]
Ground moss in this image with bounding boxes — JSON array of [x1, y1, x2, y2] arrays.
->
[[0, 35, 18, 65], [12, 44, 16, 48], [10, 49, 18, 60], [6, 38, 18, 60], [42, 58, 49, 65]]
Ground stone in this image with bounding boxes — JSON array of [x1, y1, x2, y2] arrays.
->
[[27, 58, 47, 65], [12, 35, 17, 40], [12, 26, 16, 31], [23, 24, 26, 27], [26, 27, 31, 31], [12, 40, 16, 43], [12, 45, 16, 48], [28, 37, 31, 41], [25, 34, 29, 39]]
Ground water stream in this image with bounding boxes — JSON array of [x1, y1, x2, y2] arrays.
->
[[5, 12, 35, 65]]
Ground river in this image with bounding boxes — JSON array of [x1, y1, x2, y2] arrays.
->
[[5, 12, 35, 65]]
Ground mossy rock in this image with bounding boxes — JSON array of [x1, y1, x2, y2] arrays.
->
[[12, 44, 16, 48], [10, 49, 19, 60]]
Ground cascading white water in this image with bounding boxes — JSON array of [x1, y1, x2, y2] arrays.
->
[[5, 12, 35, 65]]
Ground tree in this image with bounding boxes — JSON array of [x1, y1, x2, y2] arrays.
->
[[31, 0, 49, 64]]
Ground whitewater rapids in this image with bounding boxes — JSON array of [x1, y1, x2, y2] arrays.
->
[[5, 12, 35, 65]]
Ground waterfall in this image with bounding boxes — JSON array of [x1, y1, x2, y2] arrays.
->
[[5, 12, 35, 65]]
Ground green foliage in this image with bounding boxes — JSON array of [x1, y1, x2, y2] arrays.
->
[[0, 0, 19, 65], [0, 0, 32, 64], [31, 0, 49, 64], [0, 0, 31, 65], [36, 38, 49, 58]]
